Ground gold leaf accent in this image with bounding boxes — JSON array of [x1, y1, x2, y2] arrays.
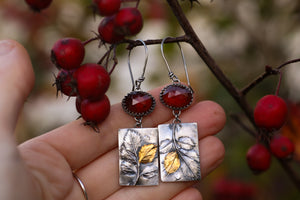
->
[[164, 151, 181, 174], [139, 144, 157, 164]]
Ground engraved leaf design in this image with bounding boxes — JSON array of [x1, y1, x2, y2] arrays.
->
[[120, 160, 139, 185], [120, 129, 142, 185], [120, 160, 138, 176], [120, 144, 136, 164], [177, 136, 196, 150], [140, 164, 158, 180], [120, 128, 159, 185], [178, 149, 201, 180], [123, 129, 142, 153], [160, 123, 201, 182], [139, 144, 157, 164], [164, 151, 181, 174], [160, 139, 173, 154]]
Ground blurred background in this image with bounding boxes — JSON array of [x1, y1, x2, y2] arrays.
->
[[0, 0, 300, 199]]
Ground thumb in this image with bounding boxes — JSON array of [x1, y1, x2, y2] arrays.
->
[[0, 40, 35, 135], [0, 40, 39, 200]]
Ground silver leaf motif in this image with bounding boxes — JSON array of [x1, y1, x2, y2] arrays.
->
[[159, 139, 173, 154], [119, 128, 159, 186], [158, 123, 201, 182], [177, 136, 196, 150]]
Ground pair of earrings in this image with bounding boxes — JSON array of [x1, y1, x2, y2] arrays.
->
[[118, 38, 201, 186]]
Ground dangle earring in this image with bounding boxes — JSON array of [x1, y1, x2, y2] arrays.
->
[[118, 40, 159, 186], [158, 37, 201, 182]]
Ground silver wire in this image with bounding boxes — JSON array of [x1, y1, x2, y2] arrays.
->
[[161, 37, 191, 87], [172, 110, 182, 124], [128, 39, 149, 91]]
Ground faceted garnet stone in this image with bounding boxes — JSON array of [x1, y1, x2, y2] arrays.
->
[[160, 84, 193, 110], [122, 91, 155, 117]]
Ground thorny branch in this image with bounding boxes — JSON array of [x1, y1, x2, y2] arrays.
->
[[165, 0, 300, 191]]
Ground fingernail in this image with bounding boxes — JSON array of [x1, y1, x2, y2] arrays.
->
[[0, 40, 14, 56]]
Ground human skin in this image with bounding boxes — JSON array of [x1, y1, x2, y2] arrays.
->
[[0, 39, 226, 200]]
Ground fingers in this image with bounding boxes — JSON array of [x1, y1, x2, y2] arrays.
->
[[73, 149, 119, 200], [0, 40, 34, 135], [102, 136, 224, 200], [171, 187, 202, 200], [73, 136, 224, 200], [30, 98, 225, 170], [27, 86, 168, 170]]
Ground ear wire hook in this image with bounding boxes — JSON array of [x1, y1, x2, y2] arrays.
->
[[128, 39, 149, 91], [161, 37, 191, 88]]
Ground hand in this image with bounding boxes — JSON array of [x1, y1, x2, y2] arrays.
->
[[0, 39, 226, 200]]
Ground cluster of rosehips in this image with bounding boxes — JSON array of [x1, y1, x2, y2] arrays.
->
[[246, 94, 295, 173], [51, 38, 111, 132], [50, 1, 144, 131], [94, 0, 144, 44]]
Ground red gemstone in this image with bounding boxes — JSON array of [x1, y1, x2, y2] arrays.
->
[[123, 91, 155, 116], [161, 84, 193, 110]]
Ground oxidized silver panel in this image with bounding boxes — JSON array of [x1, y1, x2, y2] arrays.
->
[[158, 123, 201, 182], [118, 128, 159, 186]]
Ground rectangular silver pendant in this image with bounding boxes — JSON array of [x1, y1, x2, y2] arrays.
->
[[118, 128, 159, 186], [158, 123, 201, 182]]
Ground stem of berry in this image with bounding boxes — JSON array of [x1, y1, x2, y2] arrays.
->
[[108, 47, 118, 75], [96, 44, 118, 75], [98, 44, 116, 67], [82, 36, 99, 46], [275, 70, 283, 96]]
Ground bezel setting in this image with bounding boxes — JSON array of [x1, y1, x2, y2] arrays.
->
[[122, 90, 156, 117], [159, 83, 194, 111]]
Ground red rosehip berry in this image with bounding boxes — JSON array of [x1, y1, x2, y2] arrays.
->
[[270, 135, 295, 159], [254, 95, 288, 130], [53, 69, 77, 97], [115, 7, 143, 36], [51, 38, 85, 70], [98, 16, 125, 44], [246, 143, 271, 173], [74, 63, 110, 101], [93, 0, 121, 16], [25, 0, 52, 12], [81, 95, 110, 129]]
